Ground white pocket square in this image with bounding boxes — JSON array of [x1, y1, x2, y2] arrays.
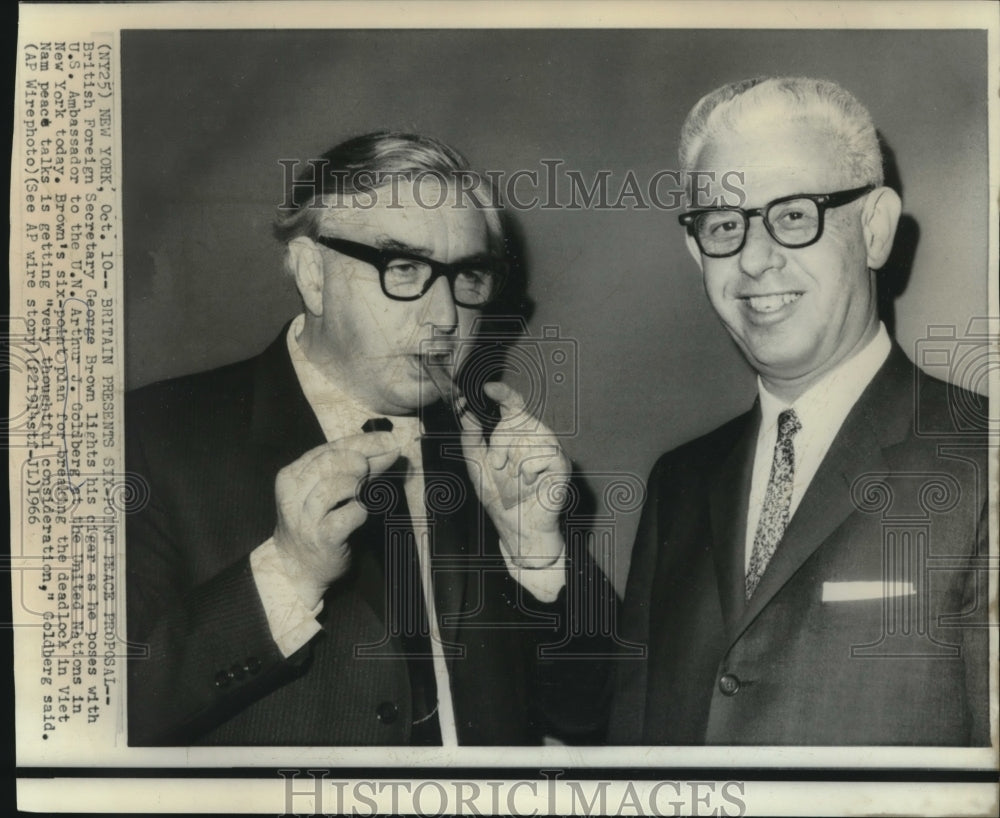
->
[[822, 581, 916, 602]]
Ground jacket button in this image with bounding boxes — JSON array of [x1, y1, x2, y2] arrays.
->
[[214, 670, 233, 688], [718, 673, 740, 696], [376, 701, 399, 725], [230, 663, 246, 681], [244, 657, 261, 674]]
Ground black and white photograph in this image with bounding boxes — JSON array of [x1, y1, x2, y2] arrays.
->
[[9, 1, 998, 815]]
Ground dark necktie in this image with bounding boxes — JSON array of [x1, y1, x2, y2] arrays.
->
[[746, 408, 801, 600], [360, 417, 441, 744]]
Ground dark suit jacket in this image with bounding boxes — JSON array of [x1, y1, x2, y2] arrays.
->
[[126, 328, 614, 746], [610, 346, 990, 745]]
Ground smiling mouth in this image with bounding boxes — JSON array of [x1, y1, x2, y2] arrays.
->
[[741, 292, 803, 313]]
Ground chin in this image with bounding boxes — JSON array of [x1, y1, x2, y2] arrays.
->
[[386, 391, 435, 415], [746, 346, 806, 375]]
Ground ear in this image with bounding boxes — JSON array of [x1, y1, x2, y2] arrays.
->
[[861, 186, 902, 270], [684, 233, 706, 271], [287, 237, 325, 316]]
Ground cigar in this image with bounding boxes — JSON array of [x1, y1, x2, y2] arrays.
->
[[421, 353, 502, 443]]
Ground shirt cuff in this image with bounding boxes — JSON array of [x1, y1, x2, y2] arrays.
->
[[499, 535, 567, 603], [250, 538, 324, 658]]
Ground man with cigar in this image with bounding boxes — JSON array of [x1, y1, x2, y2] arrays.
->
[[611, 77, 990, 745], [127, 132, 613, 746]]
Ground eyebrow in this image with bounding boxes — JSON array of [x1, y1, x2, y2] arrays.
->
[[376, 237, 493, 265], [376, 237, 434, 256]]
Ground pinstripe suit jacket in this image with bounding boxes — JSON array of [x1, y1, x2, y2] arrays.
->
[[126, 328, 614, 745]]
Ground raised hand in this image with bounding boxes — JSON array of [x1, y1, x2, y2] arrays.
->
[[272, 431, 400, 607], [460, 381, 570, 567]]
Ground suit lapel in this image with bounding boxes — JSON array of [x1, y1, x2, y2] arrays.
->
[[727, 345, 913, 645], [250, 324, 326, 459], [709, 405, 760, 635]]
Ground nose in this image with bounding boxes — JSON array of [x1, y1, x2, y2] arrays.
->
[[421, 273, 458, 334], [738, 217, 783, 279]]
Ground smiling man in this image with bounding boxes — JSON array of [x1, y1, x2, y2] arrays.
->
[[610, 78, 990, 745], [126, 132, 615, 746]]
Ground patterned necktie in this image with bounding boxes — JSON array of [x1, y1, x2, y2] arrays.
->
[[746, 408, 801, 600]]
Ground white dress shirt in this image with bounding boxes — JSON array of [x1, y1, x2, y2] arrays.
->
[[249, 315, 567, 745], [744, 324, 892, 572]]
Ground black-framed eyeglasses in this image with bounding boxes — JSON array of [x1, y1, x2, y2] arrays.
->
[[315, 236, 507, 308], [678, 185, 875, 258]]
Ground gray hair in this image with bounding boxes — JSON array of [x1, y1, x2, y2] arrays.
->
[[678, 76, 884, 186], [274, 130, 505, 257]]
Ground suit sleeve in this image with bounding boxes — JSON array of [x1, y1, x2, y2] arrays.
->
[[605, 454, 668, 745], [522, 479, 625, 744], [125, 416, 309, 745]]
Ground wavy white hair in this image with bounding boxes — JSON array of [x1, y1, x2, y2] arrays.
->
[[679, 76, 884, 187]]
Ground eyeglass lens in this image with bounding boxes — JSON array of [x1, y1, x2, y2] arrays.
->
[[695, 198, 821, 255], [383, 257, 497, 306]]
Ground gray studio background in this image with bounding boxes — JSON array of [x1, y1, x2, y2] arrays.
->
[[122, 29, 988, 589]]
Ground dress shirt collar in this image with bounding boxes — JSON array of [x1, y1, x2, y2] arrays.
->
[[757, 322, 892, 436]]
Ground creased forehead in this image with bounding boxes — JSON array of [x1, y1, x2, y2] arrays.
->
[[315, 176, 499, 250], [316, 180, 490, 252]]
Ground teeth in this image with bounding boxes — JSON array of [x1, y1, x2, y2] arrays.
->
[[744, 292, 801, 313]]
